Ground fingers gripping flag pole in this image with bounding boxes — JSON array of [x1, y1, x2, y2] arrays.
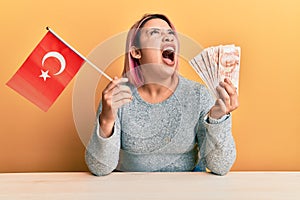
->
[[6, 27, 113, 112]]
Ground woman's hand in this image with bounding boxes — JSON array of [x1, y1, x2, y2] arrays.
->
[[99, 77, 132, 137], [209, 78, 239, 119]]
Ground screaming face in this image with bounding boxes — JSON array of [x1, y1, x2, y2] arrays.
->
[[136, 18, 179, 69]]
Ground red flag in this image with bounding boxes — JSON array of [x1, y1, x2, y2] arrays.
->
[[6, 31, 85, 111]]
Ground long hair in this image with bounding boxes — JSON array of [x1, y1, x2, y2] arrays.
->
[[122, 14, 178, 87]]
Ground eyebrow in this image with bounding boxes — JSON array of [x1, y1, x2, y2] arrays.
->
[[145, 27, 173, 33], [145, 28, 160, 33]]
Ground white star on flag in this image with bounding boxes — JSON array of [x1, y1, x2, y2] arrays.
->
[[39, 69, 51, 81]]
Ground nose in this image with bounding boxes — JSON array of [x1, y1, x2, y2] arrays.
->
[[162, 32, 174, 42]]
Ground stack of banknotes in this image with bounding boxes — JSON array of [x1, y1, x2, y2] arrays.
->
[[189, 44, 241, 98]]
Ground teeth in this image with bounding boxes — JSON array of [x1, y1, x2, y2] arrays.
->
[[163, 46, 175, 52]]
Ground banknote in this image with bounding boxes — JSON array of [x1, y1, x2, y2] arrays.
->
[[218, 45, 240, 93], [207, 46, 220, 93], [189, 44, 241, 99], [191, 54, 216, 97]]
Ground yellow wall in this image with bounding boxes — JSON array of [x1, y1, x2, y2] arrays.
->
[[1, 0, 299, 172]]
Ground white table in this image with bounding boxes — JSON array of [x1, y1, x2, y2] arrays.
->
[[1, 172, 299, 200]]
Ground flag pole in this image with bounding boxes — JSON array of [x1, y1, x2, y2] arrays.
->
[[46, 27, 113, 82]]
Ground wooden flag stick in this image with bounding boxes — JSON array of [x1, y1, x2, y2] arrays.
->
[[46, 27, 113, 81]]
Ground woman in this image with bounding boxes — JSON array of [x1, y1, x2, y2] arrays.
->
[[85, 14, 238, 176]]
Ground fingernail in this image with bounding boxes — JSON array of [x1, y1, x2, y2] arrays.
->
[[121, 78, 129, 82]]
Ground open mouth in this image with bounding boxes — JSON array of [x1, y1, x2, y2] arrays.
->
[[162, 46, 175, 66]]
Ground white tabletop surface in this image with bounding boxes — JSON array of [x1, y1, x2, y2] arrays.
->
[[1, 171, 299, 200]]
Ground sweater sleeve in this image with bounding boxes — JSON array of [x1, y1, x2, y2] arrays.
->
[[196, 86, 236, 176], [85, 102, 121, 176]]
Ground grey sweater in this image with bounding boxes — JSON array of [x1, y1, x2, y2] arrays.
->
[[85, 76, 236, 176]]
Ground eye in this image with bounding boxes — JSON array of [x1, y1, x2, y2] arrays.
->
[[168, 30, 175, 35], [150, 29, 160, 35]]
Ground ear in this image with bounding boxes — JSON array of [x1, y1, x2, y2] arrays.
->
[[130, 46, 141, 59]]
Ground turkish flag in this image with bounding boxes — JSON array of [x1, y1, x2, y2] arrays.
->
[[6, 31, 85, 111]]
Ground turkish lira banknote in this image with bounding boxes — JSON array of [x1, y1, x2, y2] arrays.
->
[[189, 45, 241, 99]]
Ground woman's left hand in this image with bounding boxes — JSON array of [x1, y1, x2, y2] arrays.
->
[[209, 78, 239, 119]]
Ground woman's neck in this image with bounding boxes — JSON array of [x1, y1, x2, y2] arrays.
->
[[138, 74, 179, 103]]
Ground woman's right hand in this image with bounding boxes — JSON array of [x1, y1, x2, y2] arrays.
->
[[99, 77, 132, 138]]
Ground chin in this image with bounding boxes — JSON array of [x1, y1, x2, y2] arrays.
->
[[159, 63, 178, 78]]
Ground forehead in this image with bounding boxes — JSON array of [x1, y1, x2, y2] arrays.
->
[[142, 18, 172, 29]]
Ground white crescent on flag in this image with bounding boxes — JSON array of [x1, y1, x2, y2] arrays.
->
[[42, 51, 66, 76]]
